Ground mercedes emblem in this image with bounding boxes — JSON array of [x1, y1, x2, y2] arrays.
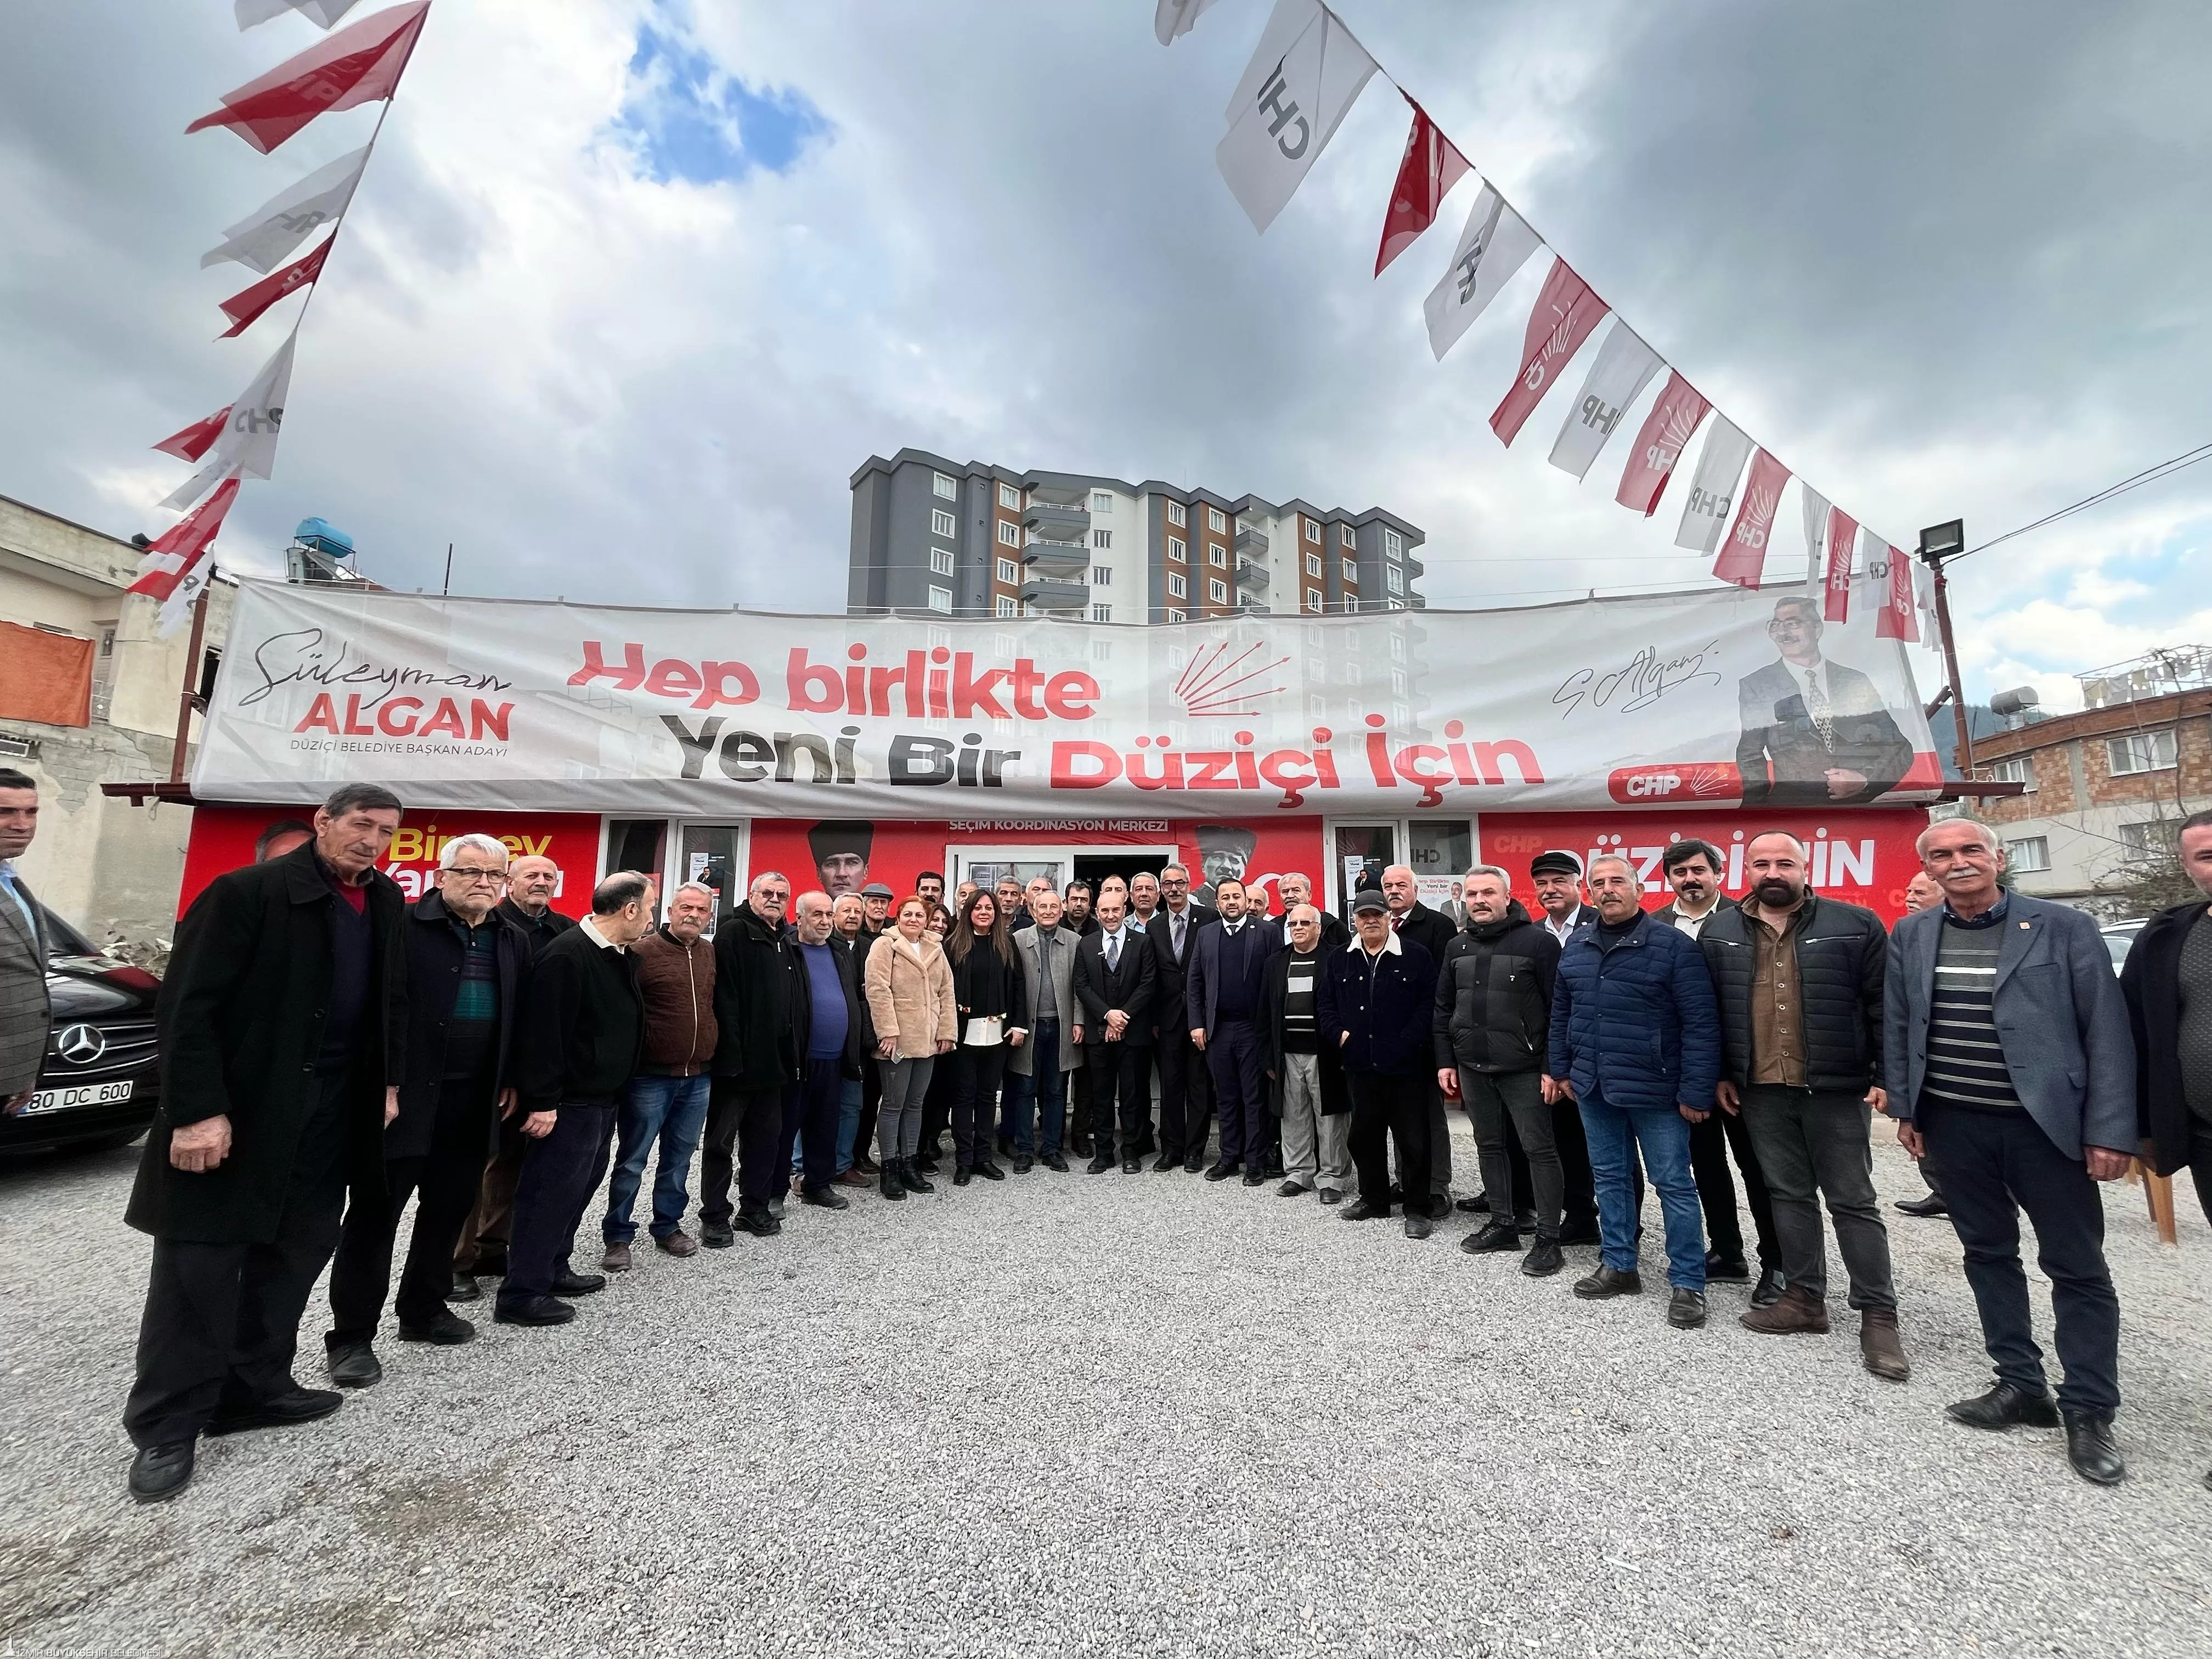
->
[[55, 1023, 108, 1065]]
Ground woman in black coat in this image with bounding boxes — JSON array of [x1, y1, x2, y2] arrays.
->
[[944, 889, 1029, 1183]]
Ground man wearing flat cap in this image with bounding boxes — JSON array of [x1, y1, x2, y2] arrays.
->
[[808, 821, 874, 900], [859, 882, 894, 938]]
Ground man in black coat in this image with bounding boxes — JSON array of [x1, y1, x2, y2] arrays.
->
[[121, 785, 408, 1503], [1187, 879, 1282, 1187], [1074, 889, 1157, 1173], [701, 871, 803, 1244], [1383, 864, 1457, 1217], [1144, 861, 1214, 1171], [1322, 890, 1442, 1239], [495, 872, 652, 1327], [1699, 832, 1906, 1381], [324, 834, 530, 1385]]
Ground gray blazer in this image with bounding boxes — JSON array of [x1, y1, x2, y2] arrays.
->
[[1882, 894, 2136, 1159], [1008, 923, 1082, 1077], [0, 868, 52, 1096]]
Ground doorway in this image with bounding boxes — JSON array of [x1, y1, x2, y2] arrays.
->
[[1072, 851, 1170, 894]]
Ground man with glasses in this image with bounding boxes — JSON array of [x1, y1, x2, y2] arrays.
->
[[1736, 595, 1914, 808], [1276, 872, 1346, 952], [701, 872, 804, 1244], [1146, 862, 1215, 1171], [1265, 904, 1352, 1202]]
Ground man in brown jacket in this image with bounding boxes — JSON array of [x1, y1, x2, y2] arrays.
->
[[600, 882, 718, 1268]]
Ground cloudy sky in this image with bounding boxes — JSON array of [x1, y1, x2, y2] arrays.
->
[[4, 0, 2209, 708]]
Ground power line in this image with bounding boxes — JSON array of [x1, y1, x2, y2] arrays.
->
[[1956, 439, 2212, 560]]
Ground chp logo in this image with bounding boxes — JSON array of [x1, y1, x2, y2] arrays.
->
[[1173, 639, 1291, 721], [1608, 762, 1741, 804]]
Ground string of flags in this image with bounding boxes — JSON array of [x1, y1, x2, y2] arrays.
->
[[1160, 0, 1943, 651], [127, 0, 430, 632]]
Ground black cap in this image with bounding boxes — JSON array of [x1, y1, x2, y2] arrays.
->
[[807, 819, 873, 862], [1350, 889, 1389, 915], [1529, 850, 1583, 879]]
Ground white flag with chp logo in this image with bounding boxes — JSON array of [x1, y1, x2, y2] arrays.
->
[[1547, 321, 1662, 479], [1799, 484, 1832, 597], [201, 144, 370, 274], [1215, 0, 1378, 234], [1422, 182, 1539, 361], [1672, 414, 1752, 554], [159, 331, 296, 510], [1154, 0, 1222, 45]]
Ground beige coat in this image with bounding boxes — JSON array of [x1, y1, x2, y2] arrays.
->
[[864, 931, 956, 1059]]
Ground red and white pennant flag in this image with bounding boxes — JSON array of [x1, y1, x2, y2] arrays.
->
[[129, 478, 241, 603], [152, 405, 234, 464], [188, 1, 429, 154], [1615, 371, 1709, 516], [1712, 448, 1791, 587], [217, 238, 329, 336], [1491, 256, 1608, 445], [1215, 0, 1378, 234], [236, 0, 367, 27], [202, 144, 370, 273], [1374, 96, 1469, 274], [1821, 505, 1859, 621]]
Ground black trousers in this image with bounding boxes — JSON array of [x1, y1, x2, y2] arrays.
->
[[453, 1110, 526, 1274], [701, 1079, 783, 1223], [500, 1099, 617, 1307], [124, 1072, 353, 1448], [328, 1078, 495, 1346], [2193, 1118, 2212, 1224], [952, 1046, 1007, 1170], [782, 1062, 842, 1194], [1691, 1104, 1780, 1266], [1348, 1070, 1431, 1213], [919, 1057, 957, 1156], [1082, 1041, 1149, 1157], [1207, 1017, 1267, 1171], [1924, 1103, 2121, 1416], [854, 1054, 881, 1167], [1155, 1024, 1212, 1161]]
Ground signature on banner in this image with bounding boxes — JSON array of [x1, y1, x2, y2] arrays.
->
[[1550, 638, 1724, 718]]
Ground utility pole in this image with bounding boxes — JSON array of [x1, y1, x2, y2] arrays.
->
[[442, 541, 453, 596], [167, 584, 211, 786], [1918, 520, 1973, 777]]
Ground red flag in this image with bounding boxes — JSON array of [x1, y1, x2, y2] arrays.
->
[[1489, 257, 1609, 445], [1712, 449, 1791, 587], [1875, 544, 1920, 641], [187, 1, 430, 154], [1822, 506, 1857, 621], [152, 405, 233, 462], [128, 478, 241, 601], [1614, 371, 1710, 516], [1375, 97, 1471, 275], [217, 239, 330, 337]]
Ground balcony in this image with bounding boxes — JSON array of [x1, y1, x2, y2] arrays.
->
[[1021, 575, 1087, 612], [1027, 480, 1089, 507], [1023, 542, 1089, 580], [1234, 558, 1269, 592], [1023, 501, 1090, 543], [1234, 523, 1269, 556]]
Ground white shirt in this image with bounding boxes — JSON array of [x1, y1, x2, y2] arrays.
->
[[1541, 905, 1588, 945], [1347, 928, 1402, 957], [1667, 902, 1720, 941], [580, 914, 627, 952], [1785, 656, 1831, 708]]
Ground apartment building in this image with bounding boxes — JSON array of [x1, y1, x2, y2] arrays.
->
[[847, 448, 1427, 625]]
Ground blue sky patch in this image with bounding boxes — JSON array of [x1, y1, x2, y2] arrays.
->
[[616, 17, 830, 187]]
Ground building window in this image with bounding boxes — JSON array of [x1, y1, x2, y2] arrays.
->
[[997, 520, 1019, 546], [1092, 491, 1113, 514], [1167, 572, 1187, 599], [1091, 603, 1113, 623], [931, 507, 957, 538], [1383, 528, 1404, 558], [1168, 537, 1186, 562], [1308, 693, 1327, 717], [1391, 667, 1408, 695], [1091, 566, 1111, 586], [1386, 564, 1404, 596], [1209, 545, 1228, 567], [1345, 661, 1362, 686], [1305, 519, 1321, 543], [1342, 557, 1358, 584], [1165, 607, 1186, 623], [996, 594, 1018, 617], [996, 557, 1018, 584], [1304, 656, 1324, 682], [1208, 578, 1228, 604], [2119, 820, 2179, 854], [1304, 552, 1323, 578], [1092, 529, 1112, 549], [932, 471, 957, 499], [1389, 633, 1406, 662], [1167, 500, 1186, 527], [1305, 588, 1323, 614], [1208, 506, 1227, 534], [927, 585, 953, 613], [1987, 757, 2036, 790], [929, 547, 954, 576], [2004, 835, 2051, 872], [998, 482, 1020, 510], [2107, 731, 2178, 775], [1340, 525, 1356, 548]]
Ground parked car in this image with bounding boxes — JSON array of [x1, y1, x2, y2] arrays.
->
[[2100, 919, 2146, 975], [1, 906, 161, 1156]]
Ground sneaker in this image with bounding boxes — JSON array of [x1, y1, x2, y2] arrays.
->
[[1459, 1222, 1521, 1255], [1520, 1239, 1564, 1277]]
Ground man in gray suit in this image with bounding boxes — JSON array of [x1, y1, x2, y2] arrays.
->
[[1736, 596, 1915, 806], [1883, 817, 2136, 1486], [1008, 885, 1080, 1173], [0, 769, 48, 1114]]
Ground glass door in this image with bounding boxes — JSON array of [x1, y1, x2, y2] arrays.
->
[[675, 821, 749, 932], [1329, 823, 1396, 915], [950, 847, 1071, 898], [1407, 819, 1474, 912]]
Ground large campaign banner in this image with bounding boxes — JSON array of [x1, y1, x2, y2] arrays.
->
[[194, 579, 1940, 816]]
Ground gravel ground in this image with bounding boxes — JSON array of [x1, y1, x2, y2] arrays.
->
[[2, 1115, 2209, 1659]]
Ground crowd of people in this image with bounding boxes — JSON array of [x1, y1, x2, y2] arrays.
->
[[31, 774, 2200, 1504]]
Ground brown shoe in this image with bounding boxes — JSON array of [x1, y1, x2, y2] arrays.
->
[[654, 1229, 699, 1259], [1860, 1307, 1910, 1381], [601, 1241, 633, 1273], [1739, 1283, 1829, 1334], [833, 1168, 871, 1188]]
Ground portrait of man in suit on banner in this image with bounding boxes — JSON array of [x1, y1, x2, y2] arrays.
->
[[1735, 596, 1914, 806]]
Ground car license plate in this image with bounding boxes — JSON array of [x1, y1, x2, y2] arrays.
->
[[21, 1079, 134, 1116]]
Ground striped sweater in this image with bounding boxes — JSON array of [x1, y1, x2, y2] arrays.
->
[[1921, 916, 2022, 1112]]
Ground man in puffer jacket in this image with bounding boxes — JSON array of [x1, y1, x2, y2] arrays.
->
[[1547, 853, 1721, 1330], [1433, 868, 1565, 1277]]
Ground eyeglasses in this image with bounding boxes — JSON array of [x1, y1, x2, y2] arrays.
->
[[443, 866, 506, 884]]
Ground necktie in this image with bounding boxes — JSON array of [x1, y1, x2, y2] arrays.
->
[[1804, 666, 1837, 748], [1106, 931, 1120, 970], [1390, 913, 1402, 932], [1172, 913, 1185, 961]]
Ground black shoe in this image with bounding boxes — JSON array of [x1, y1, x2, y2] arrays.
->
[[1704, 1250, 1752, 1283], [398, 1308, 476, 1345], [1086, 1154, 1115, 1175], [494, 1296, 575, 1327], [1340, 1199, 1390, 1222], [881, 1163, 906, 1200], [1404, 1213, 1434, 1239], [1514, 1211, 1537, 1232], [1946, 1382, 2062, 1430], [736, 1210, 781, 1236], [997, 1136, 1015, 1158], [1041, 1152, 1069, 1173], [551, 1271, 607, 1296], [912, 1154, 941, 1175], [1317, 1188, 1345, 1206], [800, 1186, 850, 1209], [206, 1384, 344, 1436], [1572, 1266, 1643, 1300], [1122, 1159, 1142, 1175], [2062, 1412, 2126, 1485], [1894, 1192, 1950, 1218], [1277, 1180, 1310, 1198], [701, 1220, 737, 1248], [854, 1153, 881, 1176], [1559, 1221, 1602, 1248], [1460, 1222, 1521, 1255], [1667, 1288, 1708, 1329], [326, 1340, 383, 1389], [1457, 1190, 1492, 1214], [1263, 1161, 1285, 1180], [128, 1441, 195, 1503], [901, 1159, 935, 1194], [1153, 1153, 1179, 1172], [953, 1168, 973, 1186], [1242, 1170, 1266, 1187], [448, 1272, 481, 1302], [1750, 1265, 1788, 1309], [1182, 1154, 1205, 1175], [1521, 1239, 1565, 1277], [974, 1160, 1006, 1182], [1204, 1160, 1238, 1182], [1013, 1154, 1034, 1174], [1068, 1136, 1093, 1158], [1428, 1193, 1454, 1221]]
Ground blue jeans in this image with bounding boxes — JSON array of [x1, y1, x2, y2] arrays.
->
[[604, 1074, 711, 1244], [797, 1077, 867, 1175], [1578, 1089, 1705, 1290], [1008, 1019, 1066, 1156]]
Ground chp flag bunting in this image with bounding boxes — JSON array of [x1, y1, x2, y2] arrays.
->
[[1548, 321, 1662, 480], [1374, 97, 1470, 274], [128, 477, 241, 603], [1489, 256, 1608, 445], [187, 1, 430, 154], [217, 238, 330, 336], [159, 331, 297, 510], [1673, 414, 1753, 554], [1712, 448, 1791, 587], [236, 0, 367, 27], [1423, 183, 1538, 360], [1154, 0, 1222, 45], [1911, 561, 1940, 650], [1615, 371, 1710, 516], [1822, 506, 1859, 622], [157, 557, 219, 640], [1799, 485, 1832, 597], [152, 405, 233, 464], [201, 143, 370, 273], [1216, 0, 1379, 234]]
